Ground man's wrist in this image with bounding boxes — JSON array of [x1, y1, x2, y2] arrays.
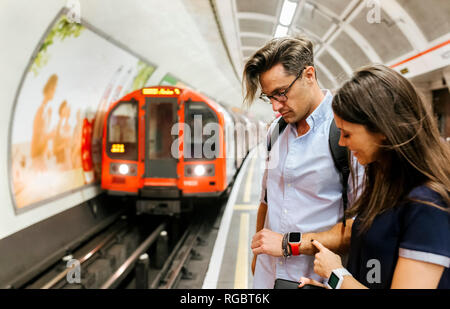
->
[[299, 233, 315, 255]]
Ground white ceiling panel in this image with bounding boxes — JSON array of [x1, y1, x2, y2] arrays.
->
[[318, 50, 348, 84], [350, 8, 414, 63], [296, 2, 335, 39], [239, 18, 276, 35], [331, 30, 371, 70], [313, 0, 354, 17], [397, 0, 450, 42], [236, 0, 281, 17]]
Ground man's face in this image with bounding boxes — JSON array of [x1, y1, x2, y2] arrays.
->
[[259, 63, 313, 124]]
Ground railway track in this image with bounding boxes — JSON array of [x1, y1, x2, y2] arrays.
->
[[24, 197, 223, 289], [25, 215, 143, 289], [152, 221, 204, 289]]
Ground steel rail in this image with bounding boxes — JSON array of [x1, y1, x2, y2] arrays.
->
[[150, 225, 191, 289], [101, 222, 166, 289], [158, 223, 202, 289], [41, 220, 128, 289]]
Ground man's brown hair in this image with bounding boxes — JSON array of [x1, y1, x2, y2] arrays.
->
[[242, 36, 314, 106]]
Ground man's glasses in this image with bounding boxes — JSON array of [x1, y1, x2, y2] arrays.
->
[[259, 69, 304, 104]]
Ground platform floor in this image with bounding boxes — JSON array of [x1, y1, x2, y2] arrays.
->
[[202, 145, 265, 289]]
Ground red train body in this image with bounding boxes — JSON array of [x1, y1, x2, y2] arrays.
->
[[101, 86, 264, 214]]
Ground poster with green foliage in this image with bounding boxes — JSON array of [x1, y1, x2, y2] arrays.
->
[[10, 11, 155, 212]]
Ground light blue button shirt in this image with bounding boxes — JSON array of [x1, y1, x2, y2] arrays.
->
[[254, 90, 356, 288]]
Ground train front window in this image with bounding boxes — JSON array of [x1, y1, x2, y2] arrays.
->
[[184, 102, 219, 160], [107, 101, 138, 160]]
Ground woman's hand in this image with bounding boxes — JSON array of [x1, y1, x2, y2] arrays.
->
[[298, 277, 326, 288], [311, 240, 343, 278]]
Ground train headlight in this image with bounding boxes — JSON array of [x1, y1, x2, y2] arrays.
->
[[184, 164, 214, 177], [119, 164, 129, 175], [194, 165, 206, 176], [110, 163, 137, 176]]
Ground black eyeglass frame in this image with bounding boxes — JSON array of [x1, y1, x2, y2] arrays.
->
[[259, 68, 305, 104]]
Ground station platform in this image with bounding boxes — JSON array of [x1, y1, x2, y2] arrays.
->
[[202, 145, 265, 289]]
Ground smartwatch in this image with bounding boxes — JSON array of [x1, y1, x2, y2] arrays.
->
[[326, 268, 352, 289], [287, 232, 302, 256]]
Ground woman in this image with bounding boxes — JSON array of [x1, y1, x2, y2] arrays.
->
[[298, 64, 449, 289]]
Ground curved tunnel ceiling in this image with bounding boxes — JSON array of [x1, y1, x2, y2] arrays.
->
[[214, 0, 450, 90]]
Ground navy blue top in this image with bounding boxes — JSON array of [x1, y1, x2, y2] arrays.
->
[[347, 185, 450, 289]]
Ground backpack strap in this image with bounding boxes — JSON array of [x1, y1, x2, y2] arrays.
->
[[328, 119, 350, 226], [264, 117, 288, 203], [267, 117, 288, 152]]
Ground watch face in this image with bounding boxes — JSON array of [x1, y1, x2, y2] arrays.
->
[[328, 272, 339, 289], [289, 232, 301, 243]]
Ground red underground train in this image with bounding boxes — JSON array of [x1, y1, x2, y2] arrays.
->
[[101, 86, 265, 215]]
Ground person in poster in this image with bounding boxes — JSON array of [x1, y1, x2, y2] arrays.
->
[[53, 100, 72, 171], [30, 74, 57, 172]]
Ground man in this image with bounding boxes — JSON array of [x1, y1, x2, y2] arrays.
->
[[243, 36, 356, 288]]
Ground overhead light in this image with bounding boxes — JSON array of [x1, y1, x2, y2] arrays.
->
[[279, 0, 298, 26], [274, 25, 289, 38]]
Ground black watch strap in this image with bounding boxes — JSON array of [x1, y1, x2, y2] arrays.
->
[[282, 233, 292, 257]]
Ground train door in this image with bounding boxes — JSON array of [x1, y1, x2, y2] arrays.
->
[[144, 97, 178, 178]]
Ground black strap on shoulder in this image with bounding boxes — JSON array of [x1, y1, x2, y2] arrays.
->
[[264, 117, 288, 204], [267, 117, 288, 152], [328, 119, 350, 226]]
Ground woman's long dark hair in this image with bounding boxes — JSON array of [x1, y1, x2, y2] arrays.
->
[[332, 64, 450, 233]]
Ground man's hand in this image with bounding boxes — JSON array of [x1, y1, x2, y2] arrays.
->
[[252, 255, 257, 275], [251, 228, 283, 257]]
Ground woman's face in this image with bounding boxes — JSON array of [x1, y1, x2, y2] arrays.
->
[[334, 114, 386, 165]]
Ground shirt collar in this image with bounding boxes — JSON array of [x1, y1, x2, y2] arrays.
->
[[289, 89, 333, 134]]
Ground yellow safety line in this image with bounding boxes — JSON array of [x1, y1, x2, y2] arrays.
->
[[234, 204, 258, 211], [243, 155, 257, 203], [234, 213, 249, 289]]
